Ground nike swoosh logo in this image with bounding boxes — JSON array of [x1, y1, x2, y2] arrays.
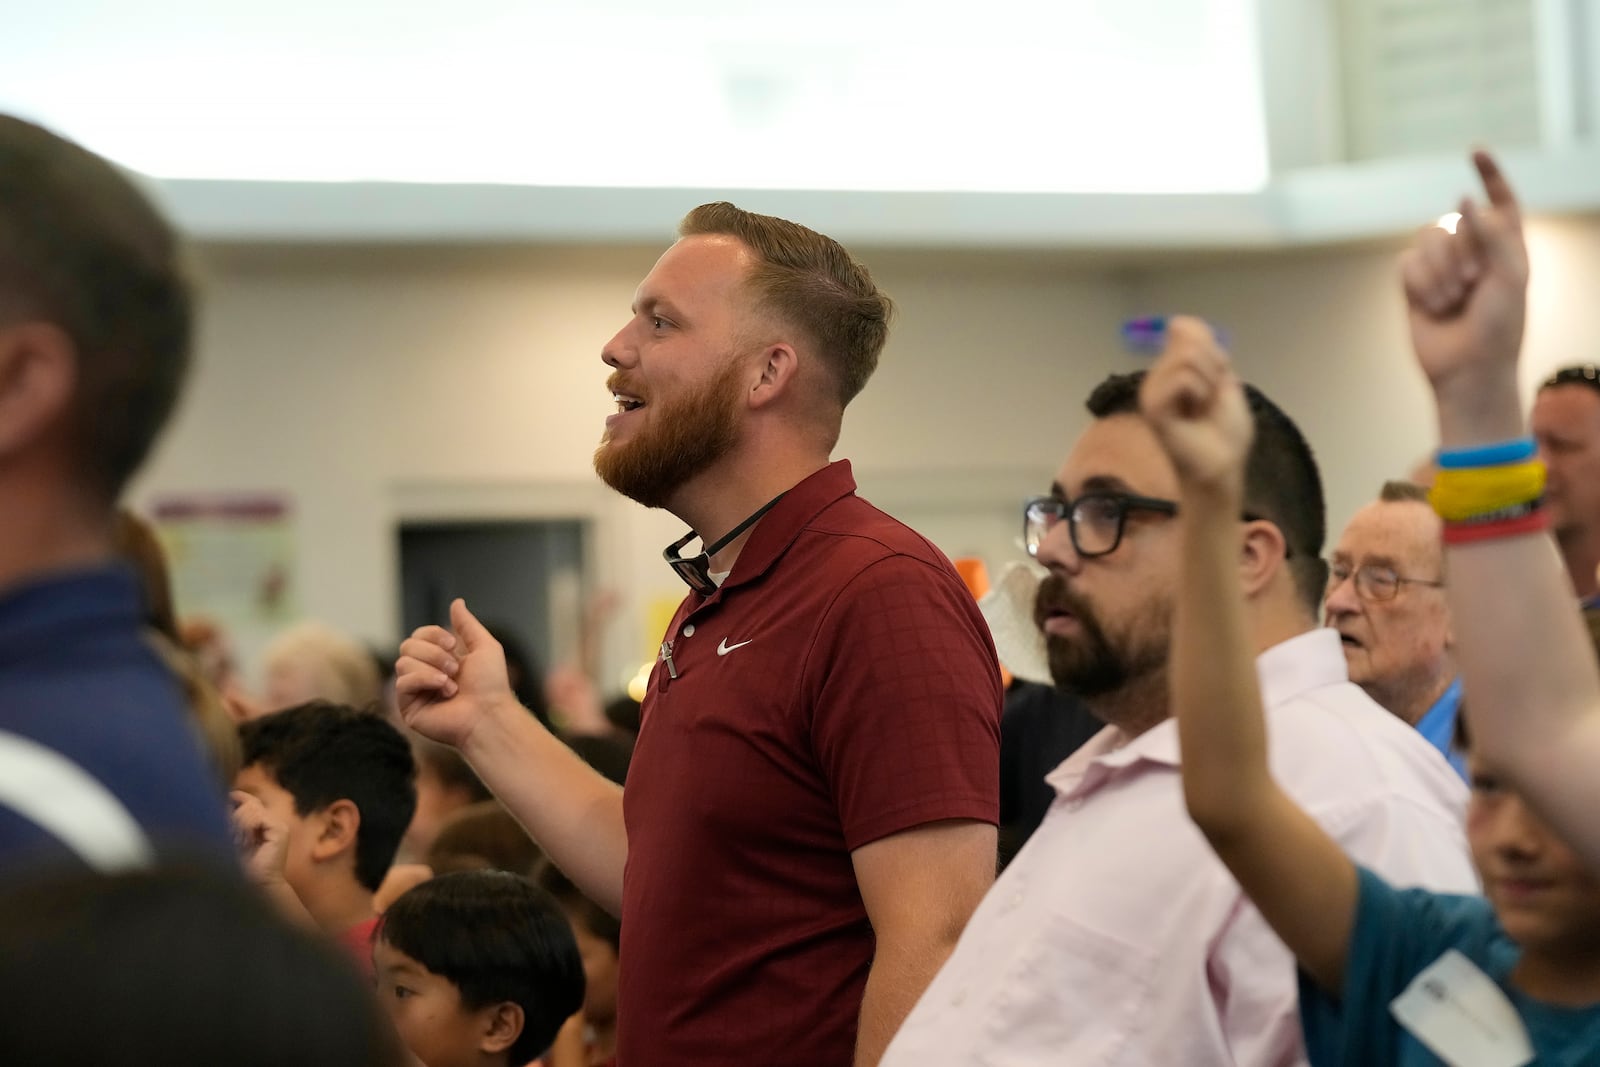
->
[[717, 638, 754, 656]]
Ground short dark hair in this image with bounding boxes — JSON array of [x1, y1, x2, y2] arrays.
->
[[379, 871, 585, 1064], [239, 702, 416, 892], [426, 800, 544, 877], [604, 693, 642, 736], [678, 202, 893, 408], [1379, 480, 1430, 504], [0, 865, 404, 1067], [536, 861, 621, 954], [0, 115, 194, 500], [1086, 371, 1329, 614], [1540, 364, 1600, 396], [414, 738, 493, 805]]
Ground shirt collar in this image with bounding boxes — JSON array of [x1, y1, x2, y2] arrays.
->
[[695, 460, 857, 598], [1414, 677, 1465, 753], [1256, 627, 1350, 708], [1047, 627, 1350, 796]]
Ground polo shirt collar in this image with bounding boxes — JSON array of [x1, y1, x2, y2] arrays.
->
[[705, 460, 857, 596], [1047, 627, 1348, 796]]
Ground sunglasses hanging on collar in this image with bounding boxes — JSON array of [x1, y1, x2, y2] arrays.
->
[[663, 492, 787, 595]]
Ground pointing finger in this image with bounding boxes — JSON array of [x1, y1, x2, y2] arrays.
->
[[1473, 150, 1520, 219]]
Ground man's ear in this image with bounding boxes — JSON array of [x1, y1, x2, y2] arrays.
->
[[309, 798, 361, 864], [1238, 519, 1291, 600], [0, 321, 77, 458], [747, 342, 799, 410], [477, 1001, 525, 1056]]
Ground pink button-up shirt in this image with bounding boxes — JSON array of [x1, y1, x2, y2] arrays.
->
[[882, 628, 1477, 1067]]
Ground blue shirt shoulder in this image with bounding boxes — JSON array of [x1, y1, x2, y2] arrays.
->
[[1300, 867, 1600, 1065], [0, 565, 234, 873]]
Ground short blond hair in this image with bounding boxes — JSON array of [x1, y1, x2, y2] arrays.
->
[[262, 622, 381, 711], [679, 202, 892, 407]]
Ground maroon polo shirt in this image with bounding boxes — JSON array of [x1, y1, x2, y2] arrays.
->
[[617, 460, 1002, 1067]]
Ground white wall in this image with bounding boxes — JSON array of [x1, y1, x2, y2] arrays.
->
[[133, 218, 1600, 690], [1140, 216, 1600, 533]]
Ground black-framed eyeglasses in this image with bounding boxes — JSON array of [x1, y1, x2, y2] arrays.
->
[[1023, 492, 1178, 559], [1542, 364, 1600, 395], [1324, 559, 1444, 602], [1024, 493, 1295, 560]]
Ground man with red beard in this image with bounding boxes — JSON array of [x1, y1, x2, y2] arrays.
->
[[396, 204, 1002, 1067], [880, 367, 1476, 1067]]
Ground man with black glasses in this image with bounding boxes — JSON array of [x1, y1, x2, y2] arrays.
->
[[1533, 364, 1600, 606], [1325, 481, 1464, 776], [881, 365, 1475, 1067]]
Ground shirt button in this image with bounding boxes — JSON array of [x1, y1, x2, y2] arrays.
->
[[682, 624, 695, 637]]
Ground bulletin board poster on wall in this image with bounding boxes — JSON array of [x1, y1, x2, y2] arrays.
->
[[150, 493, 297, 675]]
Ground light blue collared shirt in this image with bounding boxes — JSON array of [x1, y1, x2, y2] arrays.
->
[[1414, 677, 1467, 780]]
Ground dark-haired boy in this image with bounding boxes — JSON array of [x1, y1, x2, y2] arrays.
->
[[376, 870, 585, 1067], [234, 701, 416, 969]]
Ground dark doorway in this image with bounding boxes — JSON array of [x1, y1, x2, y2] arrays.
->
[[398, 520, 586, 679]]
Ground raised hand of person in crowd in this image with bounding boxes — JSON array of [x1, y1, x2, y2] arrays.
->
[[231, 789, 288, 885], [231, 789, 316, 926], [1401, 152, 1600, 879], [1138, 315, 1254, 497], [1139, 316, 1366, 997], [396, 597, 630, 918], [395, 599, 520, 751], [544, 663, 611, 738], [1401, 150, 1530, 439]]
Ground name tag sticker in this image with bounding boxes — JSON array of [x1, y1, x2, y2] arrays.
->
[[1389, 949, 1534, 1067]]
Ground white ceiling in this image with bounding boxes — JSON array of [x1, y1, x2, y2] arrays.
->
[[0, 0, 1267, 193], [8, 1, 1599, 249]]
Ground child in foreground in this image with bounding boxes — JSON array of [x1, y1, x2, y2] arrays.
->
[[375, 870, 586, 1067], [1142, 153, 1600, 1063]]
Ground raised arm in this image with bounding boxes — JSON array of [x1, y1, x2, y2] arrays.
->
[[1402, 150, 1600, 866], [1139, 319, 1358, 994], [395, 599, 627, 915]]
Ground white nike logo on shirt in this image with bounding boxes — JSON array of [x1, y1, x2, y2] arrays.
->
[[717, 637, 754, 656]]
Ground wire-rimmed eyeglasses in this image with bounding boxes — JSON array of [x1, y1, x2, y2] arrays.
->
[[1324, 559, 1444, 602]]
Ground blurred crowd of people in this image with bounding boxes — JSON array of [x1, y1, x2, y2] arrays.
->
[[5, 110, 1600, 1067]]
